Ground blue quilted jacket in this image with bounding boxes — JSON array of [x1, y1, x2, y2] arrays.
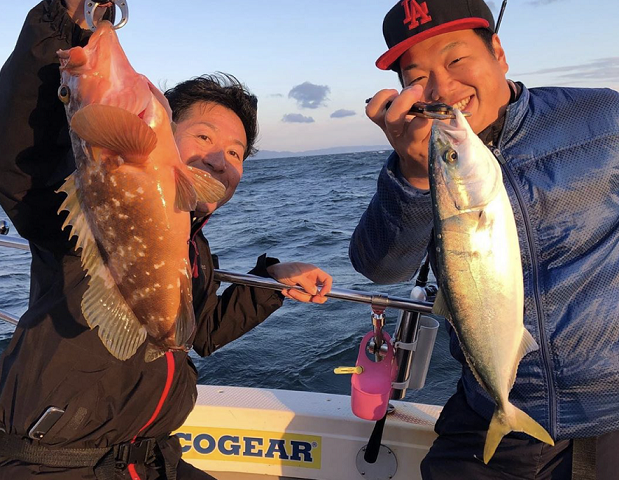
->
[[349, 83, 619, 440]]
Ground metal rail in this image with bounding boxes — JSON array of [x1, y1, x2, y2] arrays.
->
[[0, 311, 18, 326], [0, 236, 29, 251], [216, 270, 433, 313], [0, 233, 434, 328]]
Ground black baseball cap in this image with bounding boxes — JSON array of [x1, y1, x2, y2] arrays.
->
[[376, 0, 495, 70]]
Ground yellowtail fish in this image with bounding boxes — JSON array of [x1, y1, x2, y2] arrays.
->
[[56, 21, 225, 361], [429, 110, 554, 463]]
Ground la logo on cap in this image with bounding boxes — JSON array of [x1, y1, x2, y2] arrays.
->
[[402, 0, 432, 30]]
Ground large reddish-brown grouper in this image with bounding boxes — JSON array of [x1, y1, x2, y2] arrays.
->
[[56, 21, 224, 362]]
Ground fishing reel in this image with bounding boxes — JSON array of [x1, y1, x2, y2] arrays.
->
[[84, 0, 129, 31]]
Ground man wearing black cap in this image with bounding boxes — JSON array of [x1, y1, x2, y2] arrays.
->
[[350, 0, 619, 478]]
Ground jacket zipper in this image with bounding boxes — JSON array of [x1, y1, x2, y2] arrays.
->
[[492, 147, 557, 437]]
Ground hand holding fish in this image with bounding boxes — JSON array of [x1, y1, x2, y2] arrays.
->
[[365, 84, 432, 190], [267, 263, 333, 304]]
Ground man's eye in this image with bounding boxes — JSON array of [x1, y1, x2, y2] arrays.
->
[[229, 150, 241, 160], [197, 134, 210, 141], [408, 76, 426, 86], [449, 57, 464, 66]]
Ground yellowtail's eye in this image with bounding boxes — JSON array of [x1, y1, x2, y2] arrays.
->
[[58, 85, 71, 104], [443, 149, 458, 164]]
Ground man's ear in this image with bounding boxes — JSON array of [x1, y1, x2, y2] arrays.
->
[[492, 34, 509, 74]]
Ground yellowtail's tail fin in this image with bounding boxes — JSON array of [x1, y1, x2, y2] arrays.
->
[[484, 404, 554, 464]]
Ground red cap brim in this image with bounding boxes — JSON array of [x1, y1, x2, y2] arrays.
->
[[376, 18, 490, 70]]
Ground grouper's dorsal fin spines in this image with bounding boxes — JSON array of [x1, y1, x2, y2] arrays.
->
[[57, 173, 147, 361], [174, 166, 226, 212], [71, 104, 157, 164]]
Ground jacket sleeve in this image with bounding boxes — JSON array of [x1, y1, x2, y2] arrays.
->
[[192, 251, 285, 357], [349, 152, 435, 284], [0, 1, 89, 253]]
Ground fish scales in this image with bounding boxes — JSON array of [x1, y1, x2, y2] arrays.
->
[[429, 110, 554, 463], [82, 164, 191, 339], [56, 22, 224, 361]]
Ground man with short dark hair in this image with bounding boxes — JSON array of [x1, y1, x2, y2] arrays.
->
[[350, 0, 619, 478]]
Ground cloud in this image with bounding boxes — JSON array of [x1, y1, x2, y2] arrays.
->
[[282, 113, 315, 123], [517, 57, 619, 83], [268, 93, 284, 98], [330, 109, 356, 119], [288, 82, 331, 109]]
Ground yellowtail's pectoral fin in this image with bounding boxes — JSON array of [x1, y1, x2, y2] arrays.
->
[[507, 329, 540, 390], [432, 288, 451, 318], [484, 404, 554, 464], [57, 173, 147, 360], [174, 166, 225, 212], [518, 328, 539, 359], [71, 104, 157, 164]]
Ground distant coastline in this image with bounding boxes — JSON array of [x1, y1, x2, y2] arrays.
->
[[251, 145, 391, 160]]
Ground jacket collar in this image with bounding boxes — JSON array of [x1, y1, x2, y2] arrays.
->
[[478, 80, 523, 147], [498, 81, 530, 149], [191, 215, 210, 237]]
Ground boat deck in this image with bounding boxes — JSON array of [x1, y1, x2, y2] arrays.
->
[[180, 385, 441, 480]]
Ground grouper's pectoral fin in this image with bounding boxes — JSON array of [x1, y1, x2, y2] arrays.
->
[[174, 166, 225, 212], [57, 173, 147, 360], [175, 267, 196, 347], [71, 104, 157, 164], [143, 268, 195, 362]]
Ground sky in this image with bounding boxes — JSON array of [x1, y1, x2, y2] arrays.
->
[[1, 1, 618, 153]]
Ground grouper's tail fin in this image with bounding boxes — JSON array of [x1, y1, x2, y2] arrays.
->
[[484, 403, 554, 464]]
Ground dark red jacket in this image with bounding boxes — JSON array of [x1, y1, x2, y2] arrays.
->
[[0, 0, 283, 453]]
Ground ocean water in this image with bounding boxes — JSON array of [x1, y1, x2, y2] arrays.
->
[[0, 151, 460, 406]]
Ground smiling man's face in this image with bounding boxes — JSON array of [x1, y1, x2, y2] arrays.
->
[[174, 101, 247, 216], [399, 29, 511, 134]]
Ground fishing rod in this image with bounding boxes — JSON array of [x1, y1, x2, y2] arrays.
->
[[211, 270, 433, 313], [0, 233, 434, 328], [495, 0, 508, 34]]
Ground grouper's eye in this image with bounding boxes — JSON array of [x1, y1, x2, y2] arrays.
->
[[443, 149, 458, 164], [58, 85, 71, 104]]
